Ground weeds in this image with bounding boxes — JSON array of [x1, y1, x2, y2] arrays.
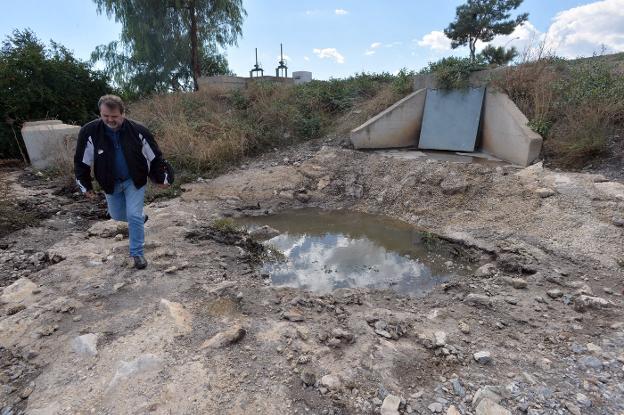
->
[[211, 218, 241, 233], [420, 57, 487, 89]]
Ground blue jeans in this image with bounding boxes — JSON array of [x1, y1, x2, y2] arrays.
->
[[105, 179, 146, 257]]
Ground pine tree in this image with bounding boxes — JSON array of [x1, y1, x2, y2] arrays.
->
[[444, 0, 528, 61]]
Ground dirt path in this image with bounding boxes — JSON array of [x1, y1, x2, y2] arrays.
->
[[1, 143, 623, 415]]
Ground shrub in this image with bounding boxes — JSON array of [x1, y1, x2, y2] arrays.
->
[[420, 57, 487, 89]]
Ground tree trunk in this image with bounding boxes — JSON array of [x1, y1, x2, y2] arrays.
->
[[189, 0, 200, 91], [469, 37, 476, 62]]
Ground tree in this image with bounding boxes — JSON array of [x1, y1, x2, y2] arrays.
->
[[444, 0, 528, 61], [0, 29, 111, 159], [92, 0, 245, 95], [478, 45, 518, 65]]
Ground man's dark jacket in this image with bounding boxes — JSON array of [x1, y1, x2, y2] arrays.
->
[[74, 118, 164, 194]]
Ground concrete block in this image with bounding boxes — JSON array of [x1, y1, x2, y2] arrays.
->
[[481, 91, 542, 166], [350, 88, 427, 149], [21, 120, 80, 169], [293, 71, 313, 85]]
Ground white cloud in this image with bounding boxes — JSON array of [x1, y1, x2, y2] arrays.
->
[[364, 50, 375, 56], [276, 54, 291, 62], [544, 0, 624, 57], [385, 41, 403, 48], [417, 31, 452, 51], [335, 9, 348, 15], [313, 48, 345, 64], [370, 42, 382, 49], [304, 56, 310, 61]]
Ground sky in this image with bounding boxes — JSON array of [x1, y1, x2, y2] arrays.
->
[[2, 0, 624, 80]]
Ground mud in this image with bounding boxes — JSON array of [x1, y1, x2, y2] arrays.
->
[[0, 139, 623, 414]]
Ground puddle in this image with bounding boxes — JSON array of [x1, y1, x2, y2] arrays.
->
[[237, 209, 475, 296]]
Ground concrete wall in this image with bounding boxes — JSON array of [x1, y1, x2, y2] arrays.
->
[[481, 91, 543, 166], [21, 120, 80, 169], [293, 71, 312, 85], [350, 88, 427, 149]]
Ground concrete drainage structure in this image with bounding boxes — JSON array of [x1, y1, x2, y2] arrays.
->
[[21, 120, 80, 169], [350, 88, 543, 166]]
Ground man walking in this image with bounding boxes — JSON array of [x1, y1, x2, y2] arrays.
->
[[74, 95, 169, 269]]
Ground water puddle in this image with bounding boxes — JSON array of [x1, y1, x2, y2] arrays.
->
[[237, 209, 475, 296]]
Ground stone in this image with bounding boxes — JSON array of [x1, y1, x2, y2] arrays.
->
[[612, 217, 624, 227], [381, 394, 401, 415], [160, 299, 192, 333], [472, 386, 503, 406], [375, 329, 393, 339], [446, 406, 461, 415], [586, 343, 602, 354], [0, 278, 38, 306], [200, 325, 246, 349], [475, 263, 497, 277], [511, 278, 528, 289], [20, 386, 33, 399], [71, 333, 98, 357], [451, 378, 465, 397], [331, 328, 355, 343], [573, 295, 610, 312], [458, 321, 470, 334], [107, 354, 163, 390], [575, 393, 591, 407], [578, 355, 602, 369], [164, 266, 177, 274], [504, 297, 519, 305], [465, 294, 492, 307], [565, 402, 581, 415], [114, 234, 124, 241], [427, 402, 443, 413], [283, 309, 304, 322], [295, 192, 311, 203], [535, 188, 556, 198], [300, 370, 316, 386], [475, 398, 511, 415], [248, 225, 280, 240], [319, 374, 342, 391], [546, 289, 563, 299], [474, 351, 492, 364], [434, 331, 447, 347]]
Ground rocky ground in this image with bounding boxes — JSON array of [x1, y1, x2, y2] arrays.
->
[[0, 139, 623, 415]]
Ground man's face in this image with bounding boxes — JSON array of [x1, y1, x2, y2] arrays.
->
[[100, 105, 125, 130]]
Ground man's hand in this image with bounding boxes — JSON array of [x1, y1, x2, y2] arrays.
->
[[84, 191, 96, 199]]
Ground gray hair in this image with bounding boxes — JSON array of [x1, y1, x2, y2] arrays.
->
[[98, 94, 125, 114]]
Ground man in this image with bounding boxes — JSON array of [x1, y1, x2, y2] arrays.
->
[[74, 94, 169, 269]]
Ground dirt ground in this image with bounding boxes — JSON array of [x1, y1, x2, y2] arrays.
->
[[1, 139, 623, 415]]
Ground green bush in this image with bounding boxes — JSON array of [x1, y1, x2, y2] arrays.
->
[[0, 29, 112, 159], [421, 56, 487, 89]]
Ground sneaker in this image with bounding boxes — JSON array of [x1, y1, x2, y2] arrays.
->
[[143, 214, 149, 224], [133, 255, 147, 269]]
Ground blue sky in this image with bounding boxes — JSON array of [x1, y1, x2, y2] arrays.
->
[[2, 0, 623, 80]]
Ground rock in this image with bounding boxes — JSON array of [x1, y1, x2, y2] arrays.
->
[[475, 398, 511, 415], [164, 266, 177, 274], [300, 370, 316, 386], [20, 386, 33, 399], [451, 378, 465, 397], [504, 297, 519, 305], [319, 374, 342, 391], [375, 329, 393, 339], [440, 176, 469, 195], [546, 289, 563, 299], [565, 402, 581, 415], [575, 393, 591, 407], [475, 263, 497, 277], [6, 304, 26, 315], [434, 331, 447, 347], [535, 188, 556, 198], [331, 328, 355, 343], [200, 325, 246, 349], [612, 217, 624, 227], [474, 351, 492, 364], [0, 278, 38, 306], [381, 394, 401, 415], [458, 321, 470, 334], [282, 309, 305, 322], [346, 184, 364, 199], [114, 234, 124, 241], [446, 406, 461, 415], [578, 355, 602, 369], [248, 225, 280, 240], [586, 343, 602, 354], [472, 386, 503, 406], [465, 294, 492, 307], [573, 295, 610, 312], [295, 192, 311, 203], [511, 278, 528, 289], [160, 299, 192, 333], [427, 402, 443, 413], [107, 354, 163, 390], [71, 333, 98, 357]]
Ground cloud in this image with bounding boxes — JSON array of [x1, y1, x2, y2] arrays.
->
[[385, 41, 403, 48], [276, 54, 291, 62], [544, 0, 624, 57], [335, 9, 348, 15], [370, 42, 382, 49], [313, 48, 345, 63], [304, 56, 310, 61], [417, 31, 452, 51], [364, 50, 375, 56]]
